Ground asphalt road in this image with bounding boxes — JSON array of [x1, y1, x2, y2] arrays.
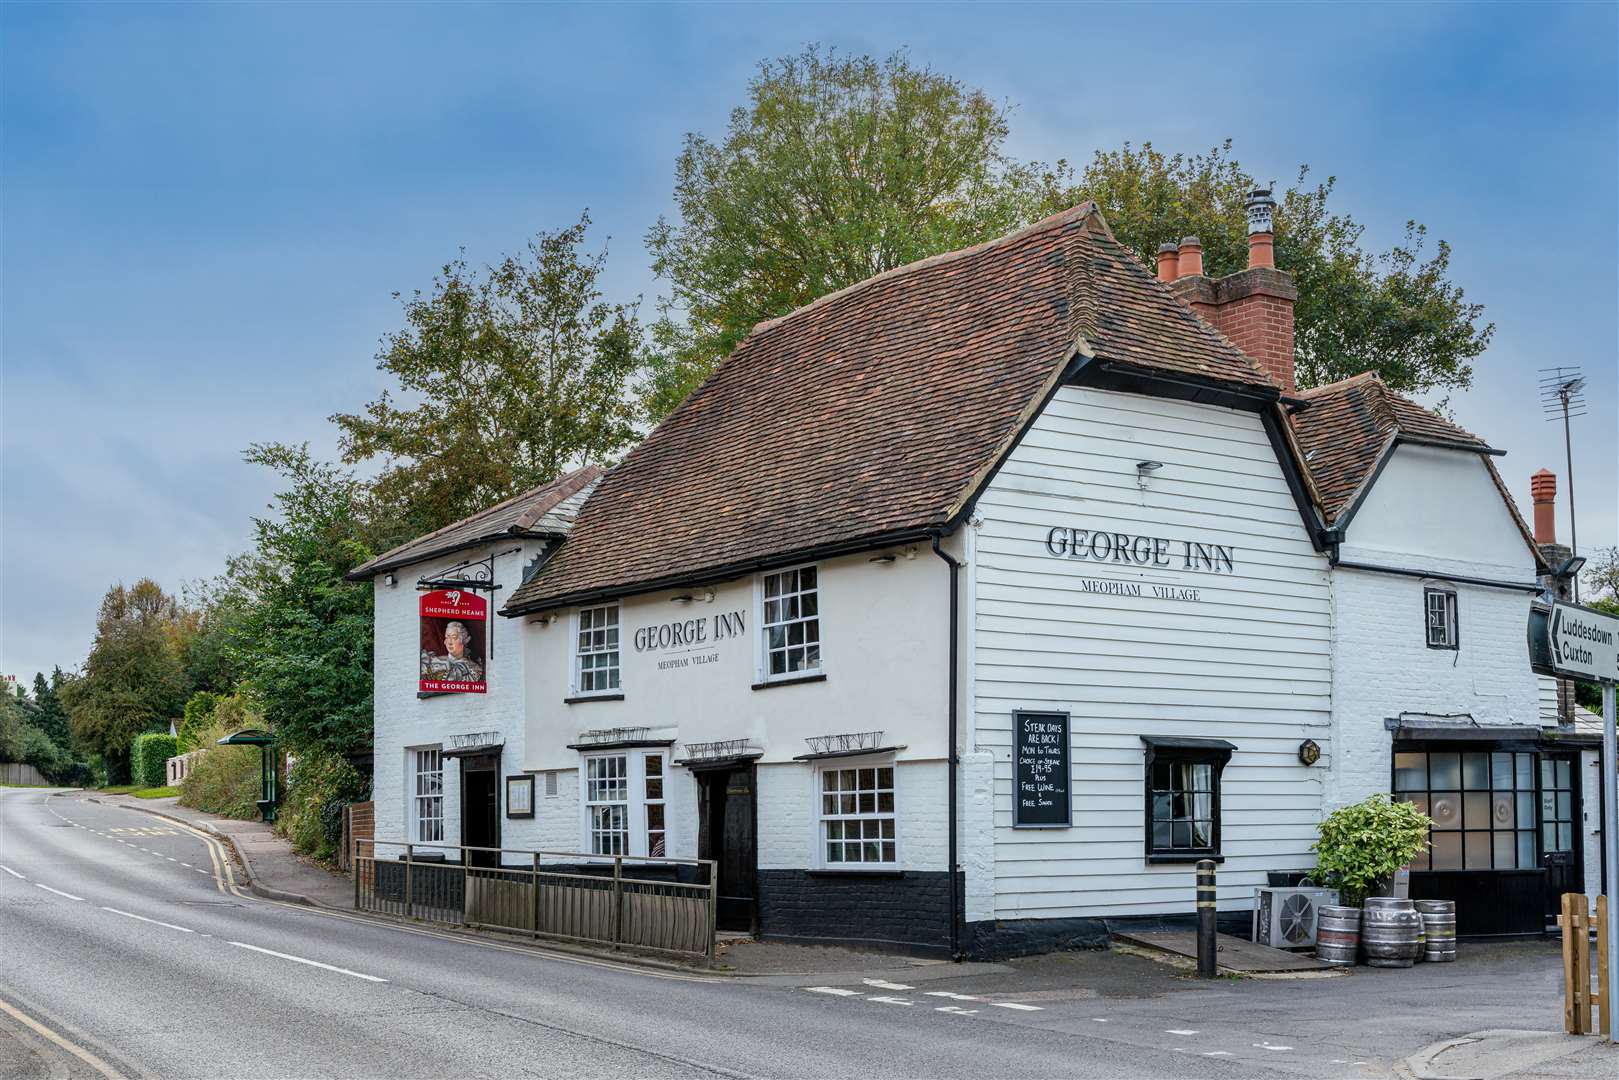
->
[[0, 787, 1596, 1080], [0, 787, 1279, 1080]]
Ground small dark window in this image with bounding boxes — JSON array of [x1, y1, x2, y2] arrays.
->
[[1425, 588, 1458, 650], [1142, 738, 1233, 862]]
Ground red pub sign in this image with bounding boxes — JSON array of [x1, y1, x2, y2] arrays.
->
[[419, 589, 488, 694]]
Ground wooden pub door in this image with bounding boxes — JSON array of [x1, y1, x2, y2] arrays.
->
[[460, 753, 501, 869], [697, 763, 758, 933]]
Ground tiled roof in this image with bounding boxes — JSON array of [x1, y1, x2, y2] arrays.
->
[[504, 205, 1276, 614], [347, 464, 601, 580], [1291, 372, 1496, 524]]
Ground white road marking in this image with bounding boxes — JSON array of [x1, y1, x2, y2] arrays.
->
[[935, 1006, 979, 1015], [923, 991, 982, 1001], [862, 978, 914, 990], [864, 995, 912, 1006], [0, 864, 25, 880], [1203, 1051, 1233, 1057], [990, 1002, 1043, 1011], [227, 941, 388, 983], [804, 987, 863, 996], [1090, 1018, 1109, 1023], [35, 884, 85, 901], [166, 857, 177, 862], [100, 907, 194, 934], [180, 863, 194, 869], [0, 995, 126, 1080], [1167, 1028, 1199, 1035], [1253, 1043, 1294, 1051]]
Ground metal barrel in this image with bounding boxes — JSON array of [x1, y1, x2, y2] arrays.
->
[[1415, 899, 1457, 962], [1361, 897, 1422, 968], [1315, 904, 1361, 967]]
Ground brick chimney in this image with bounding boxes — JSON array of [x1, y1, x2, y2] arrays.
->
[[1168, 189, 1298, 393], [1156, 242, 1180, 283], [1531, 468, 1576, 726]]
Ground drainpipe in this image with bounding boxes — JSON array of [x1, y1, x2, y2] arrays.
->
[[931, 532, 964, 961]]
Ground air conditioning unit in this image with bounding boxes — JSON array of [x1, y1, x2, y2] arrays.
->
[[1252, 886, 1339, 949]]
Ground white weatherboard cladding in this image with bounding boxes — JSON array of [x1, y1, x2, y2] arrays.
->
[[371, 541, 546, 857], [971, 386, 1332, 917], [1323, 444, 1541, 812], [522, 548, 950, 773]]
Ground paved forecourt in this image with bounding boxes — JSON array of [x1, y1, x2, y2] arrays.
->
[[2, 787, 1261, 1080]]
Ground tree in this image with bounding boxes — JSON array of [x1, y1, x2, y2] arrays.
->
[[1043, 141, 1493, 399], [231, 443, 375, 758], [29, 670, 71, 753], [332, 212, 645, 537], [61, 579, 192, 780], [643, 46, 1051, 417]]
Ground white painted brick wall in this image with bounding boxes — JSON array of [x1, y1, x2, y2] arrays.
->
[[757, 760, 946, 872], [1326, 569, 1541, 809], [371, 540, 547, 855]]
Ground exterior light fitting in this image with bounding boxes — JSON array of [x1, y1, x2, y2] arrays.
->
[[383, 573, 397, 587], [1298, 739, 1321, 766], [1136, 461, 1163, 491], [869, 554, 897, 564], [1556, 555, 1587, 579]]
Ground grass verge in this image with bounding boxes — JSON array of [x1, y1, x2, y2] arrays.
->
[[132, 786, 181, 799]]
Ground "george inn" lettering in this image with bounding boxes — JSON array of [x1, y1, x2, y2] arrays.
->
[[1044, 525, 1237, 574]]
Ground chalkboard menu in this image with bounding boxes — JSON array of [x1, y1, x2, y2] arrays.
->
[[1013, 710, 1071, 827]]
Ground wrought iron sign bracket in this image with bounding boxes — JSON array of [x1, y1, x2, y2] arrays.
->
[[416, 546, 521, 593]]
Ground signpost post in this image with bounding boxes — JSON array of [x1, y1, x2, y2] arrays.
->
[[1540, 600, 1619, 1042]]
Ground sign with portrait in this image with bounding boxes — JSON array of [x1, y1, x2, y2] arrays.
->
[[419, 589, 487, 694]]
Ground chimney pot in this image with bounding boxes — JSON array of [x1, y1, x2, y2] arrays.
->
[[1177, 236, 1203, 278], [1531, 468, 1558, 545], [1246, 188, 1277, 269], [1156, 242, 1180, 282]]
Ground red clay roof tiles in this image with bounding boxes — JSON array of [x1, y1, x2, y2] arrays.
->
[[505, 205, 1277, 613]]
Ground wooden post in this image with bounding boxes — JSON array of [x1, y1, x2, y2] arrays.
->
[[1599, 894, 1611, 1039], [1563, 893, 1594, 1035], [1563, 893, 1578, 1034], [405, 844, 414, 921], [611, 856, 623, 949], [531, 852, 541, 940]]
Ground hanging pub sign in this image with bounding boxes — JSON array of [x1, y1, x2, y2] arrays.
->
[[1013, 710, 1071, 828], [419, 589, 487, 694]]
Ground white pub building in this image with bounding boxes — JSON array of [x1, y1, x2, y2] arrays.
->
[[358, 198, 1604, 956]]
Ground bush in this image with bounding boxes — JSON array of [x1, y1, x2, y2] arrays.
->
[[130, 732, 178, 789], [178, 691, 222, 753], [276, 750, 370, 864], [178, 720, 262, 820], [1313, 794, 1432, 905]]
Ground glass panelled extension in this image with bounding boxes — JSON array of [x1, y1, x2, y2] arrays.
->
[[1393, 749, 1539, 871]]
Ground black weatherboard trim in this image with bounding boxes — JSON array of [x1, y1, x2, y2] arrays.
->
[[564, 693, 625, 705], [565, 738, 676, 752], [1331, 558, 1543, 594], [1086, 361, 1283, 412], [1332, 434, 1399, 534], [1259, 406, 1329, 551]]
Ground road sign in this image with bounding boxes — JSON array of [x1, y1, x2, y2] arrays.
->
[[1547, 602, 1619, 683]]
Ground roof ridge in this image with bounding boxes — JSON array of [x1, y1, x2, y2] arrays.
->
[[1296, 370, 1380, 397], [355, 463, 599, 572], [746, 202, 1102, 338]]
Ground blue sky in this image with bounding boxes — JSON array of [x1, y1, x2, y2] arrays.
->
[[3, 1, 1615, 681]]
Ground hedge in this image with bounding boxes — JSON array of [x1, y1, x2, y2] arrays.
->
[[130, 732, 178, 789]]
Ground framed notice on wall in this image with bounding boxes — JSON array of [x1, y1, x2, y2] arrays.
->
[[505, 775, 534, 819], [1013, 710, 1071, 828], [419, 589, 488, 693]]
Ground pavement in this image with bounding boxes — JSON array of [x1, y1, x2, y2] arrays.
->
[[2, 784, 1613, 1079], [89, 791, 353, 908]]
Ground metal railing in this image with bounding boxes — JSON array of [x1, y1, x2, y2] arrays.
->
[[354, 840, 718, 965]]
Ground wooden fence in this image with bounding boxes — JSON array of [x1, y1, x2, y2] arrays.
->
[[1559, 892, 1611, 1037], [0, 763, 49, 786], [338, 801, 374, 873]]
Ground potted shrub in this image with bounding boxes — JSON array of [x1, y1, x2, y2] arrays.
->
[[1312, 794, 1431, 906]]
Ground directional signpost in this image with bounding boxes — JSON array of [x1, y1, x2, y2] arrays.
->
[[1543, 601, 1619, 1041]]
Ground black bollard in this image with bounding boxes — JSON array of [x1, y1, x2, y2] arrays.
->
[[1195, 859, 1217, 979]]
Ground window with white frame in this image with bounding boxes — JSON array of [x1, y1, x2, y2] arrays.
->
[[1425, 587, 1459, 650], [412, 747, 444, 843], [644, 754, 666, 857], [581, 751, 669, 858], [761, 565, 820, 679], [575, 605, 621, 695], [818, 763, 895, 866], [585, 754, 629, 855]]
